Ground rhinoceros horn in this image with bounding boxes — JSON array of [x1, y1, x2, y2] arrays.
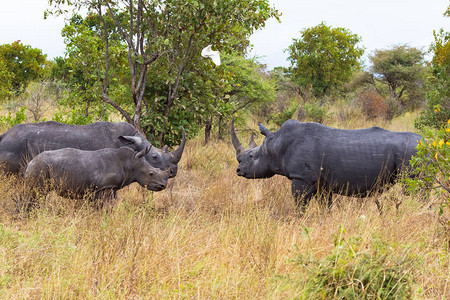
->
[[258, 122, 272, 136], [249, 132, 257, 149], [170, 127, 186, 163], [231, 117, 245, 155]]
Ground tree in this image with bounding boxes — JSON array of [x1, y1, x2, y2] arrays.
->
[[0, 57, 13, 100], [47, 0, 279, 144], [55, 14, 128, 122], [202, 54, 276, 144], [286, 22, 364, 98], [369, 45, 426, 109], [0, 41, 46, 97], [415, 9, 450, 129]]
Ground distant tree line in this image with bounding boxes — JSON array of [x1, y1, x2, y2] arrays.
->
[[0, 0, 448, 144]]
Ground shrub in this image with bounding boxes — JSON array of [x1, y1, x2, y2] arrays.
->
[[334, 98, 362, 124], [52, 109, 94, 125], [406, 120, 450, 249], [289, 229, 414, 299], [406, 120, 449, 210], [385, 97, 405, 121], [359, 89, 387, 119], [270, 103, 298, 126], [303, 102, 327, 123], [0, 106, 27, 128], [415, 29, 450, 130]]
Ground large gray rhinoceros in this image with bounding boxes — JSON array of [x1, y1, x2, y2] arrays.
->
[[231, 118, 422, 208], [0, 121, 185, 177], [24, 146, 170, 200]]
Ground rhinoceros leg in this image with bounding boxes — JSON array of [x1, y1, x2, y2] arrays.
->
[[291, 179, 317, 209], [94, 189, 118, 210], [0, 152, 22, 174]]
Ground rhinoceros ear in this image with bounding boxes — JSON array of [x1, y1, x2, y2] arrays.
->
[[136, 146, 151, 159], [119, 136, 143, 148], [258, 122, 272, 136]]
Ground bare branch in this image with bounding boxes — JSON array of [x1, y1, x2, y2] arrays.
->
[[103, 95, 133, 124]]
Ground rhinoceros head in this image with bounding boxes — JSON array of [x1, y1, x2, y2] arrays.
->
[[119, 127, 186, 178], [230, 118, 275, 179], [133, 146, 170, 191]]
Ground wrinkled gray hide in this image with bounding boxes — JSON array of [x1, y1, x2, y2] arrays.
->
[[0, 121, 185, 177], [231, 118, 422, 208], [24, 147, 170, 200]]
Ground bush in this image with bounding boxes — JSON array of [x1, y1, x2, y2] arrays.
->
[[289, 229, 414, 299], [334, 98, 362, 123], [270, 103, 298, 126], [415, 29, 450, 130], [385, 97, 406, 121], [303, 102, 327, 123], [0, 106, 27, 128], [406, 120, 449, 209], [52, 109, 94, 125], [359, 89, 387, 119]]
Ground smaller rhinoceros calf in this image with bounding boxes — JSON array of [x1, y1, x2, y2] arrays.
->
[[24, 146, 170, 202]]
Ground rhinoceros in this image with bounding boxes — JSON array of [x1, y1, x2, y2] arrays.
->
[[231, 118, 421, 208], [0, 121, 185, 177], [24, 146, 170, 201]]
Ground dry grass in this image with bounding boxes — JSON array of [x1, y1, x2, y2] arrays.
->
[[0, 115, 449, 299]]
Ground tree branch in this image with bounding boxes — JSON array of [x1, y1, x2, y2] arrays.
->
[[103, 95, 133, 124]]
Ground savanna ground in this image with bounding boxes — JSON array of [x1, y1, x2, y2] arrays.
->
[[0, 112, 449, 299]]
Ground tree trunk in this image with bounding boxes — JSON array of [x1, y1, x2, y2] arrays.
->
[[204, 116, 213, 145], [217, 115, 224, 140]]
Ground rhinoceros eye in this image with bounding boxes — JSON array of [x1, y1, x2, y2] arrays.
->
[[152, 154, 159, 160], [249, 153, 254, 159]]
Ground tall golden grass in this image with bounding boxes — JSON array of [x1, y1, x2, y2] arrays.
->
[[0, 114, 448, 298]]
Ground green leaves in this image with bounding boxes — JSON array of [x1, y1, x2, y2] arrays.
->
[[415, 28, 450, 130], [47, 0, 279, 144], [369, 45, 426, 108], [0, 42, 47, 97], [287, 22, 364, 97]]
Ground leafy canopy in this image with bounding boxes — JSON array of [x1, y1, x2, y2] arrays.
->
[[415, 23, 450, 129], [47, 0, 279, 146], [287, 22, 364, 97], [369, 45, 426, 108], [0, 41, 46, 97]]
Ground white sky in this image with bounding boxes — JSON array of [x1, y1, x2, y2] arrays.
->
[[0, 0, 449, 70], [250, 0, 449, 69]]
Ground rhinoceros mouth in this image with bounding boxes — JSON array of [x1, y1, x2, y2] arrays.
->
[[236, 170, 252, 178], [146, 184, 166, 191]]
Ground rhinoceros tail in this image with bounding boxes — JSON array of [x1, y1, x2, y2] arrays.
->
[[0, 133, 4, 143]]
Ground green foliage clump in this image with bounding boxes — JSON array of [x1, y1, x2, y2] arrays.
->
[[407, 120, 450, 212], [286, 229, 414, 299], [303, 102, 328, 123], [0, 41, 46, 97], [0, 106, 27, 128], [270, 103, 298, 126], [0, 59, 13, 99], [52, 109, 94, 125], [415, 29, 450, 130]]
